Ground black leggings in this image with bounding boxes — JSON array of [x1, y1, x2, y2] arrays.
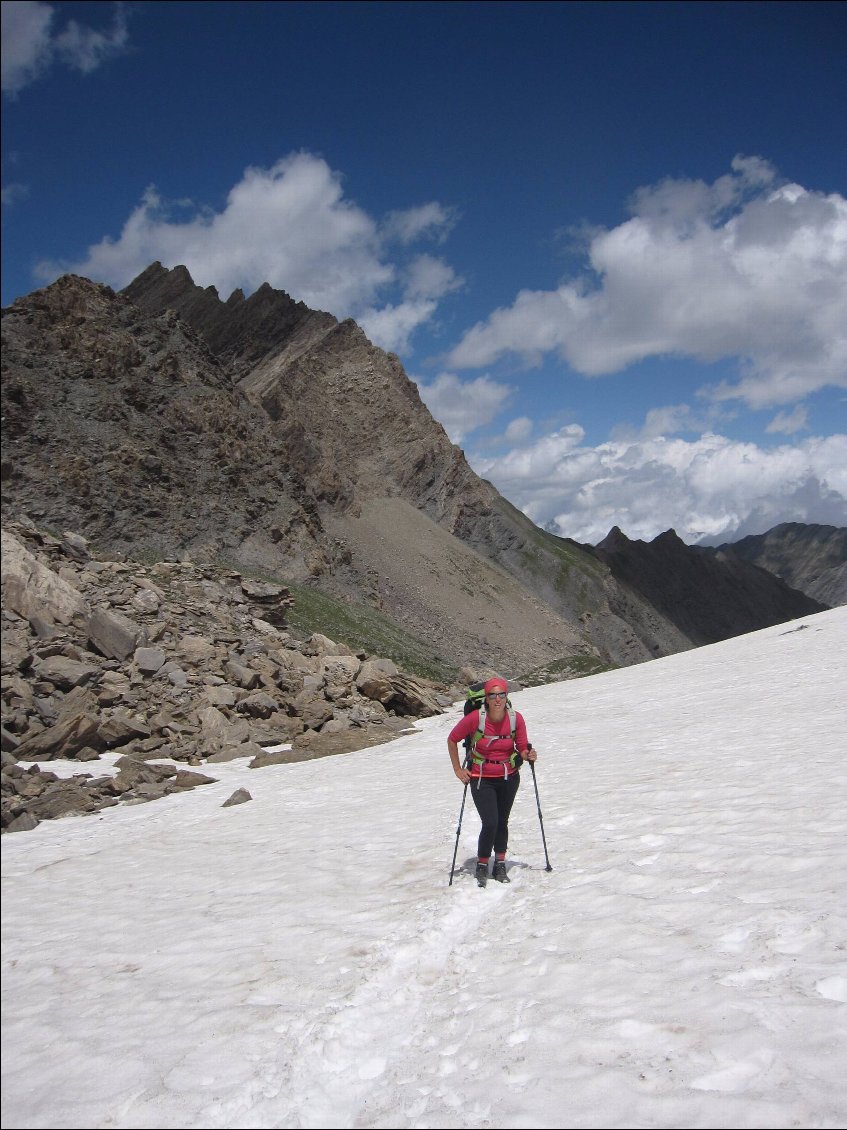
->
[[470, 772, 520, 858]]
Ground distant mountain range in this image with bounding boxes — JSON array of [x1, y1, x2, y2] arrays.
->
[[717, 523, 846, 607], [1, 265, 835, 684]]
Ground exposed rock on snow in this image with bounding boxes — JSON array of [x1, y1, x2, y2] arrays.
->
[[1, 519, 450, 833]]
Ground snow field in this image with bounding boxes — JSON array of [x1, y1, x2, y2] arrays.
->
[[2, 609, 845, 1128]]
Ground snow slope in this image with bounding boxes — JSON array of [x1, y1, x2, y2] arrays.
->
[[2, 608, 846, 1130]]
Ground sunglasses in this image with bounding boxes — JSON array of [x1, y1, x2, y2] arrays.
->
[[486, 691, 507, 700]]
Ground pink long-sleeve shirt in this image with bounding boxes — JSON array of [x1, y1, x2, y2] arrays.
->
[[448, 708, 529, 779]]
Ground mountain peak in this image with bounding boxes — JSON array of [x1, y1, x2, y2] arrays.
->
[[2, 263, 830, 677]]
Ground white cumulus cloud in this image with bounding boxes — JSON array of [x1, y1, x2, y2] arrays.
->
[[448, 157, 847, 411], [415, 371, 516, 443], [1, 0, 53, 94], [469, 428, 847, 545], [1, 0, 129, 95], [766, 405, 809, 436], [33, 153, 458, 352], [359, 253, 463, 353], [381, 202, 456, 245], [504, 416, 533, 443]]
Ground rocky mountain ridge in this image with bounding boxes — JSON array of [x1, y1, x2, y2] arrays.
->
[[718, 523, 847, 607], [1, 266, 828, 687], [586, 527, 829, 646], [121, 264, 830, 651]]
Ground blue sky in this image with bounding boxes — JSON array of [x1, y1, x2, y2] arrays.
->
[[2, 0, 846, 545]]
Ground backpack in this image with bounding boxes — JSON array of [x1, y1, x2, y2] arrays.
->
[[462, 681, 519, 769]]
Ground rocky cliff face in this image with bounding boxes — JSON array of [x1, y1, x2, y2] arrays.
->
[[0, 273, 328, 576], [719, 524, 846, 607], [119, 264, 697, 668], [2, 265, 826, 680], [587, 527, 826, 646]]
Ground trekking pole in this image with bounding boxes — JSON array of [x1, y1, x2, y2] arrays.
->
[[529, 758, 553, 871], [448, 756, 471, 886]]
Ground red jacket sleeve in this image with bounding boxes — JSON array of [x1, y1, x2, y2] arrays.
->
[[448, 710, 479, 744]]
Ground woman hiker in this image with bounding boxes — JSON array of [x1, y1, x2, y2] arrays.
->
[[447, 677, 537, 886]]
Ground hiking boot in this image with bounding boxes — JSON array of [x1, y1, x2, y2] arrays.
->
[[475, 862, 489, 887], [492, 861, 510, 883]]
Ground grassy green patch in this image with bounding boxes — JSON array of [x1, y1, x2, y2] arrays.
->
[[518, 653, 615, 687], [283, 582, 458, 684], [218, 560, 458, 682]]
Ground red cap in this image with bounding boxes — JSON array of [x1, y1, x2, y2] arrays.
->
[[484, 677, 508, 695]]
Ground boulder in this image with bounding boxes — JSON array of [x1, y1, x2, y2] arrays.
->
[[25, 779, 103, 819], [60, 531, 91, 562], [356, 658, 397, 703], [88, 606, 143, 660], [34, 655, 100, 691], [178, 635, 218, 663], [134, 646, 166, 674], [305, 633, 355, 657], [222, 787, 252, 807], [293, 688, 334, 730], [131, 588, 161, 614], [224, 658, 262, 690], [16, 710, 104, 760], [173, 769, 216, 788], [1, 529, 88, 625], [113, 756, 176, 788], [206, 740, 266, 763], [236, 691, 280, 718], [96, 712, 152, 748], [321, 654, 361, 686], [204, 684, 239, 707], [383, 674, 443, 717], [195, 705, 251, 751]]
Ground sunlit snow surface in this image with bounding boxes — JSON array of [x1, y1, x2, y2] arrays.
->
[[2, 609, 845, 1130]]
